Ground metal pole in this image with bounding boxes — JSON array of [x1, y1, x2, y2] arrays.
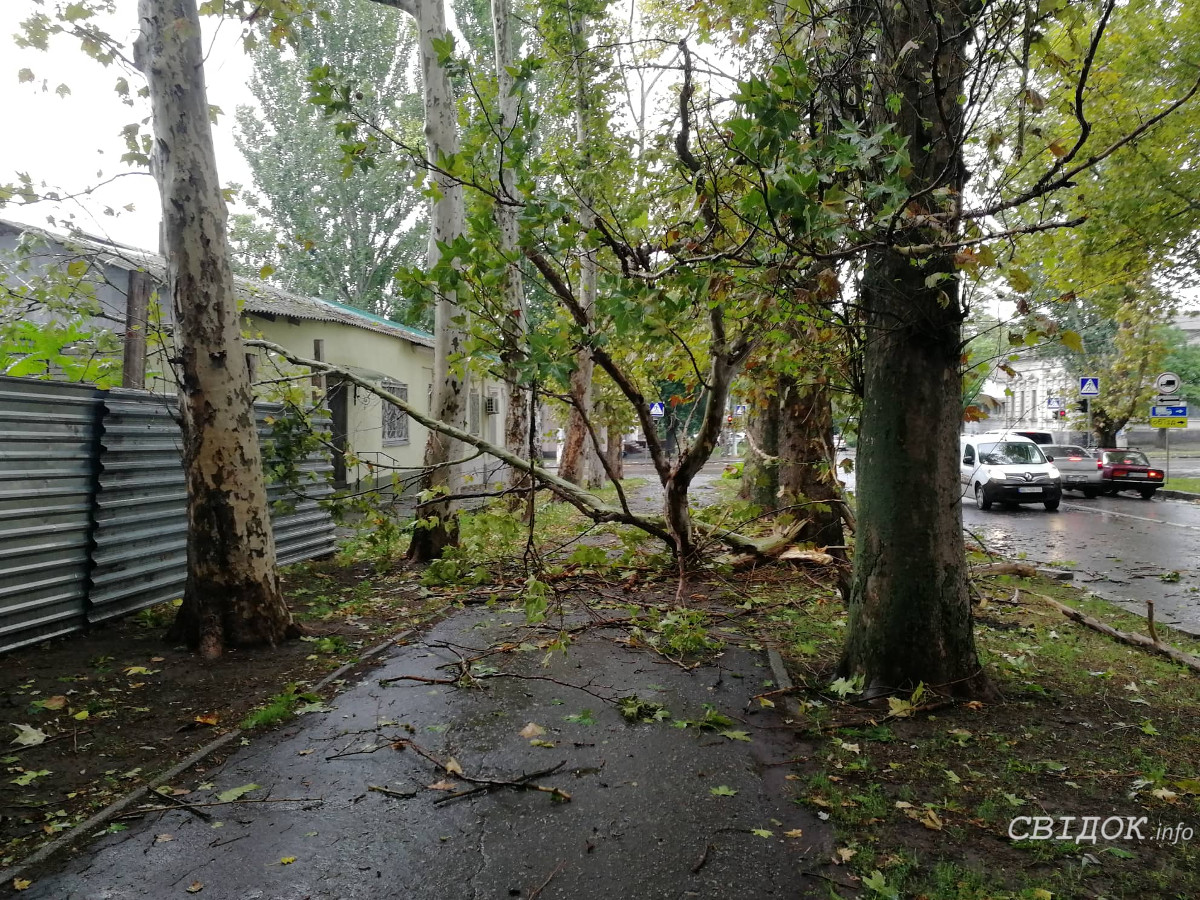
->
[[1166, 426, 1171, 485]]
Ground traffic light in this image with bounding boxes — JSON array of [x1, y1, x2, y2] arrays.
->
[[1056, 409, 1067, 419], [1075, 399, 1090, 414], [727, 414, 734, 425]]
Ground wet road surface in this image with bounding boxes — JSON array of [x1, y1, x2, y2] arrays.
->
[[962, 493, 1200, 635], [22, 607, 829, 899]]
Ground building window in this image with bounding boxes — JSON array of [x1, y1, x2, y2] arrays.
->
[[382, 380, 409, 445], [1031, 389, 1038, 422], [469, 390, 482, 436]]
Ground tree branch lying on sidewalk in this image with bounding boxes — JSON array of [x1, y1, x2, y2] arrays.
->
[[245, 339, 802, 559]]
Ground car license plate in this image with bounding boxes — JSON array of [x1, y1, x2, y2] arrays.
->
[[1129, 472, 1147, 477], [1067, 475, 1085, 482], [1018, 486, 1042, 494]]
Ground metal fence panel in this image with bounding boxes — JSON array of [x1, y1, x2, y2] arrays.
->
[[88, 391, 188, 623], [0, 377, 102, 653], [258, 404, 337, 568], [87, 395, 337, 624], [0, 375, 337, 642]]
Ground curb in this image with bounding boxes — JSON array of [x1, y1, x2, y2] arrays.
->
[[766, 649, 803, 722], [0, 630, 410, 888], [1159, 489, 1200, 502]]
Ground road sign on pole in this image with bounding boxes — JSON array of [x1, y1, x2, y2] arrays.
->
[[1047, 396, 1064, 410], [733, 404, 747, 416], [1154, 371, 1182, 396], [648, 401, 666, 418], [1150, 405, 1188, 417], [1079, 377, 1100, 396]]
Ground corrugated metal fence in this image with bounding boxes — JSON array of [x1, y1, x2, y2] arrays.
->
[[0, 375, 336, 654]]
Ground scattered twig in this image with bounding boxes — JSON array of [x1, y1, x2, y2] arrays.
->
[[971, 562, 1038, 578], [1146, 598, 1159, 646], [527, 860, 567, 900], [802, 870, 859, 890], [150, 789, 212, 821], [136, 797, 324, 813], [690, 842, 713, 874], [10, 728, 92, 756], [368, 784, 418, 800], [390, 738, 572, 804]]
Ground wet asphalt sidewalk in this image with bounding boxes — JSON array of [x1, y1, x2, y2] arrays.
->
[[22, 605, 831, 899]]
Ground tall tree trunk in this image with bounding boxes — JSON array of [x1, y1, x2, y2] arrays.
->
[[372, 0, 468, 561], [777, 376, 843, 547], [136, 0, 294, 658], [492, 0, 531, 500], [841, 0, 991, 698], [556, 3, 602, 490], [740, 380, 781, 507], [605, 421, 625, 481]]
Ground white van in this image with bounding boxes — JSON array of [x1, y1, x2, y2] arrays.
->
[[960, 432, 1062, 511]]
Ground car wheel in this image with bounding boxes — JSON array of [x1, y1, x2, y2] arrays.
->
[[1139, 488, 1157, 500], [1044, 499, 1060, 511], [1082, 488, 1098, 499], [974, 484, 992, 510]]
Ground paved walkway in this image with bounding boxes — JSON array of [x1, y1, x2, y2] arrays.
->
[[23, 606, 831, 899]]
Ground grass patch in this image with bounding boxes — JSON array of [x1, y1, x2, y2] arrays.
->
[[747, 569, 1200, 899], [239, 684, 322, 730], [1165, 476, 1200, 494]]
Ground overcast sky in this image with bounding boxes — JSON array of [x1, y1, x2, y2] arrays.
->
[[1, 1, 255, 250]]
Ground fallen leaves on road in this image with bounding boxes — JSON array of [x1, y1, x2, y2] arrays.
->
[[10, 724, 47, 747], [215, 783, 259, 803]]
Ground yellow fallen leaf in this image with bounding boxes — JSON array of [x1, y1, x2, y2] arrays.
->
[[41, 696, 67, 710], [427, 780, 458, 791], [280, 856, 296, 865], [445, 758, 464, 776], [834, 847, 857, 864], [758, 697, 775, 708], [186, 882, 203, 893], [13, 878, 31, 891], [73, 710, 89, 721], [519, 722, 545, 739], [195, 714, 219, 727], [155, 833, 173, 843], [784, 829, 804, 838], [1031, 891, 1053, 900], [920, 809, 944, 831]]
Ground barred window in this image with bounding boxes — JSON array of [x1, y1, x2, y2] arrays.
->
[[382, 380, 409, 445]]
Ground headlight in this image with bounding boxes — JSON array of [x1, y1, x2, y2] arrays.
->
[[987, 468, 1006, 482], [1047, 466, 1060, 479]]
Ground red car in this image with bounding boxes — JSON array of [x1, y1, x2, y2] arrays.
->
[[1095, 449, 1164, 499]]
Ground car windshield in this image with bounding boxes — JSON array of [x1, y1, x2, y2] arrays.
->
[[1046, 446, 1089, 458], [978, 442, 1045, 465], [1102, 451, 1150, 466]]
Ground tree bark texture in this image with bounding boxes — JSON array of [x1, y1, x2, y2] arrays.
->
[[739, 382, 781, 508], [777, 377, 843, 547], [605, 422, 624, 482], [403, 0, 468, 562], [137, 0, 293, 657], [841, 0, 990, 697]]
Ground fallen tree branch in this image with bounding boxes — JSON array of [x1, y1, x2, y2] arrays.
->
[[1032, 592, 1200, 674], [390, 738, 571, 804], [971, 562, 1038, 578]]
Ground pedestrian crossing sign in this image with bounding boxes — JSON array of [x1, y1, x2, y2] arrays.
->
[[649, 401, 666, 418], [1079, 377, 1100, 396]]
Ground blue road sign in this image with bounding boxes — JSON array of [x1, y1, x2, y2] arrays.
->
[[649, 401, 666, 418], [1079, 377, 1100, 396], [1150, 405, 1188, 417], [734, 404, 748, 416]]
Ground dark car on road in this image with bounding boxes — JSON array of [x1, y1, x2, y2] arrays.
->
[[1095, 449, 1164, 499], [1044, 445, 1102, 498]]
